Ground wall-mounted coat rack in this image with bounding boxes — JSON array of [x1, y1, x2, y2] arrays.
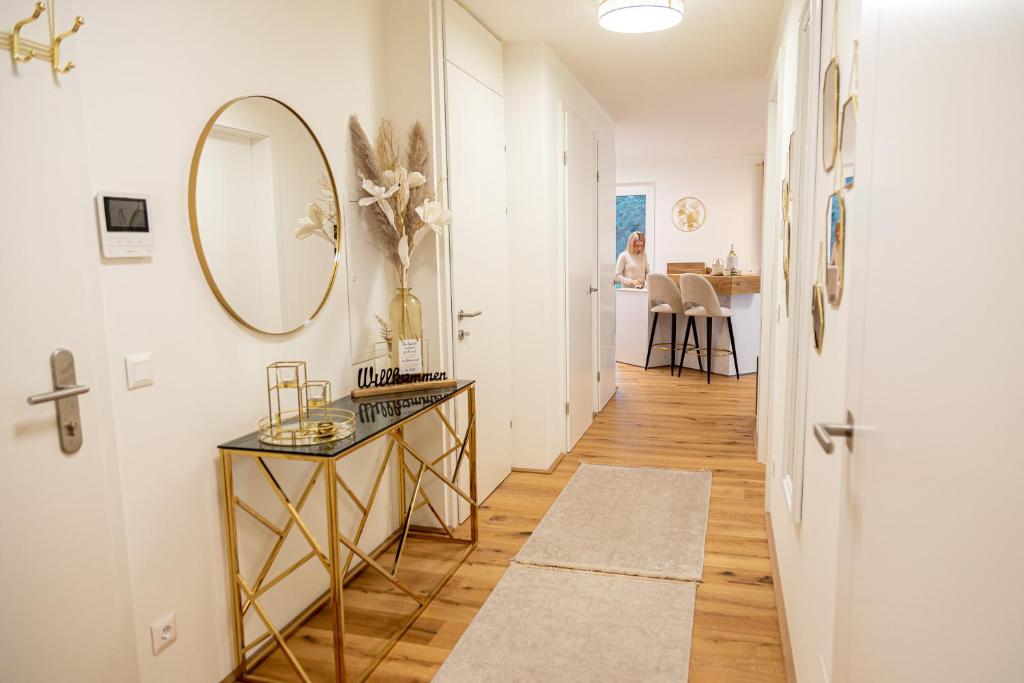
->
[[0, 2, 85, 74]]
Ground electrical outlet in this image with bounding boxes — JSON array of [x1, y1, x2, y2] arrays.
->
[[150, 612, 177, 655]]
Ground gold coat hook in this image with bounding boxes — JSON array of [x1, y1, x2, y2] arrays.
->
[[11, 2, 47, 63], [51, 15, 84, 74]]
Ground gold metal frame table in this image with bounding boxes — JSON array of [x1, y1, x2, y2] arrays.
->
[[219, 380, 478, 683]]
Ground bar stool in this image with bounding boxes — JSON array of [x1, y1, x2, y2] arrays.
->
[[678, 273, 740, 384], [645, 273, 702, 375]]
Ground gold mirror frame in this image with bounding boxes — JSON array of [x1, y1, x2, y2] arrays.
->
[[787, 130, 797, 187], [840, 93, 858, 189], [188, 96, 343, 336], [782, 181, 790, 278], [782, 181, 792, 314], [826, 190, 845, 306], [671, 196, 706, 232], [822, 58, 840, 172]]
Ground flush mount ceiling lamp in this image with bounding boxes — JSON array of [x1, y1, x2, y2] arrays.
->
[[597, 0, 684, 34]]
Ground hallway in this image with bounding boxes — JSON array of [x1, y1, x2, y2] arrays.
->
[[371, 363, 785, 681]]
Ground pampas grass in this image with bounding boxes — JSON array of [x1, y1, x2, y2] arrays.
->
[[404, 122, 430, 241], [375, 119, 399, 173], [350, 116, 448, 284], [349, 115, 400, 273]]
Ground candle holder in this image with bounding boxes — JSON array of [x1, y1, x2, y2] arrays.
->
[[258, 362, 354, 446]]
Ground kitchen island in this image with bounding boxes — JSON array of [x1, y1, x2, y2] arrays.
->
[[615, 273, 761, 377]]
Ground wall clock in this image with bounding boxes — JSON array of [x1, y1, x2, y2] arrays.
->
[[672, 196, 706, 232]]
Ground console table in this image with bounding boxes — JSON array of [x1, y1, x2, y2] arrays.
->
[[219, 380, 478, 683]]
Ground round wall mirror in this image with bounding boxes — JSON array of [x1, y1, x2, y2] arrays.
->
[[822, 58, 840, 172], [189, 96, 342, 335]]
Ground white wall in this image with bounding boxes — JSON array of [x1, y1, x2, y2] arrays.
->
[[72, 2, 440, 681], [503, 42, 616, 470], [758, 0, 861, 680], [618, 155, 765, 272]]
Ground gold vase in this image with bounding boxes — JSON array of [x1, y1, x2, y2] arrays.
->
[[388, 287, 423, 366]]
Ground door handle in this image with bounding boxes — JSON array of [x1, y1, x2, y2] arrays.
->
[[458, 309, 482, 320], [589, 286, 599, 293], [26, 348, 87, 454], [814, 411, 855, 454], [27, 385, 90, 404]]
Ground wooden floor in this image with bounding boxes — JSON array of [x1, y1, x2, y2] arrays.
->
[[254, 363, 785, 682]]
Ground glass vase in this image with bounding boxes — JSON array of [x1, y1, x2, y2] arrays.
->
[[388, 288, 423, 366]]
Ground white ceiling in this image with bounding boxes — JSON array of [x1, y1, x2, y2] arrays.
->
[[457, 0, 785, 124]]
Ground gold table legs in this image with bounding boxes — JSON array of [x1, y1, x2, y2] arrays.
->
[[220, 387, 479, 682]]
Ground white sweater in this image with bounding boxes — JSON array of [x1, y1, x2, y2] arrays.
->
[[615, 250, 649, 286]]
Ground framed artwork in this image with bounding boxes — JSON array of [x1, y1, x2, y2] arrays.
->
[[822, 58, 840, 172], [671, 196, 706, 232], [812, 281, 826, 353], [840, 94, 858, 189], [813, 241, 826, 353], [826, 191, 845, 306]]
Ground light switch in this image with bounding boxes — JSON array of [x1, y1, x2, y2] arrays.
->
[[125, 352, 154, 390]]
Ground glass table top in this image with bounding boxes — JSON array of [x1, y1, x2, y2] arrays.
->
[[219, 380, 474, 458]]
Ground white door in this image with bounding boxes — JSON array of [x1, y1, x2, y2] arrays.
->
[[565, 109, 597, 450], [0, 46, 139, 681], [446, 63, 513, 502], [833, 3, 1024, 680]]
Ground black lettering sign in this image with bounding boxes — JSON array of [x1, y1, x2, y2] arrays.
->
[[356, 365, 449, 390]]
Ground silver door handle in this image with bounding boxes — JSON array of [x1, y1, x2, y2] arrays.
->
[[27, 348, 87, 454], [814, 411, 855, 454], [458, 310, 482, 320], [27, 385, 90, 404], [589, 286, 599, 293]]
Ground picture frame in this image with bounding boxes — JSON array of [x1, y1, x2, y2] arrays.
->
[[822, 58, 840, 172], [826, 191, 845, 306], [840, 94, 858, 189]]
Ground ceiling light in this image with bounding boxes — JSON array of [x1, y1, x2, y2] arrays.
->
[[598, 0, 684, 34]]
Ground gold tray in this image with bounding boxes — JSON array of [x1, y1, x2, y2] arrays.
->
[[257, 407, 356, 446]]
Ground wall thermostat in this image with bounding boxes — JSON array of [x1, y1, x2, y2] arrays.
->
[[96, 192, 154, 258]]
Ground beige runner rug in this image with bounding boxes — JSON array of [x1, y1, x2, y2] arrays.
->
[[433, 464, 711, 682], [515, 463, 711, 581], [433, 563, 697, 683]]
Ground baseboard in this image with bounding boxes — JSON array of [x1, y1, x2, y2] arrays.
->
[[512, 452, 565, 475], [765, 511, 797, 683]]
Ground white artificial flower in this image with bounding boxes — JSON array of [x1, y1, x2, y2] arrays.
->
[[357, 177, 397, 228], [382, 168, 428, 214], [294, 202, 334, 244], [415, 199, 452, 234]]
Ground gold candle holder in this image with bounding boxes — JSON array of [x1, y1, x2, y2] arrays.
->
[[259, 362, 354, 446]]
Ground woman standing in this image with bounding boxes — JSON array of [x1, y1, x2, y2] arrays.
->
[[615, 231, 650, 288]]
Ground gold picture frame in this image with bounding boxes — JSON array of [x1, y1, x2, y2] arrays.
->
[[812, 281, 826, 353], [826, 190, 845, 306], [840, 93, 858, 189], [822, 58, 840, 172], [188, 96, 343, 336], [783, 130, 796, 315], [672, 196, 706, 232], [782, 180, 792, 314]]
